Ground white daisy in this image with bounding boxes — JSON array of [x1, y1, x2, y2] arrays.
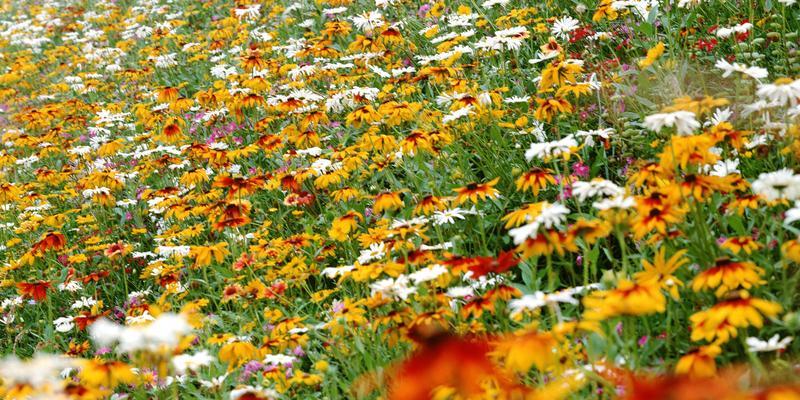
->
[[351, 10, 384, 31], [751, 168, 800, 201], [571, 179, 624, 202], [746, 334, 793, 352], [525, 135, 578, 161], [433, 208, 468, 225], [756, 79, 800, 107], [715, 59, 768, 80], [551, 16, 580, 39], [643, 111, 700, 135]]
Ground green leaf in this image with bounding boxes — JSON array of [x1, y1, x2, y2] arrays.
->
[[728, 215, 746, 236], [637, 22, 655, 37]]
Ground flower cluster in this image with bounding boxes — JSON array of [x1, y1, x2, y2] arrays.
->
[[0, 0, 799, 398]]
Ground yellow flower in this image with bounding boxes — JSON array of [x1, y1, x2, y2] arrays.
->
[[218, 339, 260, 371], [79, 359, 137, 388], [413, 195, 448, 216], [720, 236, 763, 255], [373, 191, 404, 214], [190, 242, 230, 268], [502, 203, 544, 228], [314, 360, 330, 372], [539, 61, 582, 91], [593, 0, 619, 21], [534, 97, 573, 122], [567, 218, 612, 245], [583, 279, 666, 320], [515, 168, 556, 196], [663, 96, 730, 116], [782, 238, 800, 263], [331, 187, 362, 203], [429, 1, 446, 17], [689, 293, 782, 344], [180, 168, 210, 187], [207, 333, 233, 345], [634, 248, 688, 299], [345, 105, 381, 127], [691, 259, 765, 297], [493, 330, 558, 373], [453, 178, 501, 205], [638, 42, 665, 68], [329, 211, 362, 241], [377, 101, 422, 127], [659, 134, 720, 172]]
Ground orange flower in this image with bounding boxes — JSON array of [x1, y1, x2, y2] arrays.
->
[[515, 167, 556, 196], [461, 296, 496, 319], [104, 241, 129, 259], [675, 345, 721, 378], [74, 310, 109, 331], [156, 86, 180, 103], [622, 371, 741, 400], [160, 117, 186, 143], [240, 47, 268, 70], [413, 195, 447, 216], [373, 191, 404, 214]]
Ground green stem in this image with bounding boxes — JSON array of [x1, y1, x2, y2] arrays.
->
[[616, 229, 630, 277]]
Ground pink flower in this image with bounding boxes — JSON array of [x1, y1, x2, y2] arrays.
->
[[572, 162, 589, 178], [417, 4, 431, 18], [95, 347, 112, 356]]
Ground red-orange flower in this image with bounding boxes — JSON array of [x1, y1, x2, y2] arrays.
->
[[31, 231, 66, 254], [213, 201, 252, 230], [462, 250, 521, 278], [212, 174, 266, 199], [17, 280, 52, 301], [387, 333, 519, 400], [621, 372, 741, 400]]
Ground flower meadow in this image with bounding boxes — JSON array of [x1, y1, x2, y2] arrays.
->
[[2, 0, 800, 398]]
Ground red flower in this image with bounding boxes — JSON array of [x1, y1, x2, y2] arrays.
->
[[696, 38, 718, 52]]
